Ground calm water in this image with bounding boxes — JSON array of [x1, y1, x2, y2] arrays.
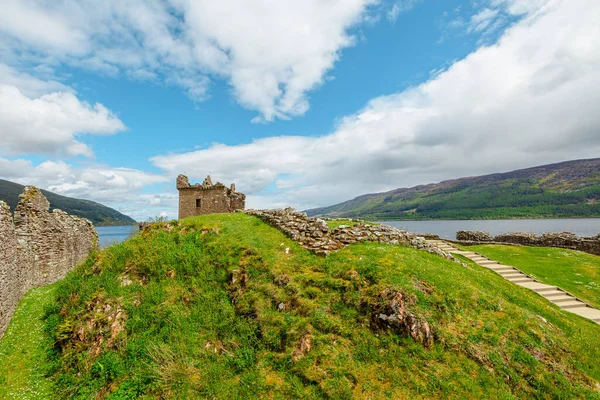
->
[[381, 219, 600, 240], [96, 225, 137, 248], [96, 219, 600, 247]]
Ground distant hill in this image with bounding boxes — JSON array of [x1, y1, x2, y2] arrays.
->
[[307, 158, 600, 220], [0, 179, 136, 226]]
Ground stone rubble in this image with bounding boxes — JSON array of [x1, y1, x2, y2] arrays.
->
[[244, 208, 461, 263]]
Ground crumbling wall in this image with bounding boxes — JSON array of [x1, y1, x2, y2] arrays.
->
[[245, 208, 461, 263], [454, 230, 600, 255], [0, 186, 98, 338]]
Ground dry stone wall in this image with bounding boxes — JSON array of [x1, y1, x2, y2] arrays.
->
[[0, 186, 98, 338], [455, 230, 600, 255], [244, 208, 461, 264]]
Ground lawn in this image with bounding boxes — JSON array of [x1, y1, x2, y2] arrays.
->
[[469, 244, 600, 309], [0, 284, 56, 399]]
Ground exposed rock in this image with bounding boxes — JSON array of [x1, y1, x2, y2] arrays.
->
[[369, 287, 433, 347], [456, 230, 493, 242], [0, 186, 97, 338], [292, 331, 313, 361]]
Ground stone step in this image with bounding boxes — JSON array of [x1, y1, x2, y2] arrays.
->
[[567, 307, 600, 323], [508, 277, 534, 283], [495, 269, 519, 275], [532, 285, 559, 293], [470, 257, 490, 262], [517, 282, 557, 292], [478, 260, 500, 266], [503, 273, 528, 279], [542, 290, 567, 298], [498, 269, 520, 275], [560, 301, 587, 309], [487, 264, 514, 271], [550, 295, 576, 303]]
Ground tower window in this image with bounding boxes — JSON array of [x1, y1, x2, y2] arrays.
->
[[196, 199, 202, 208]]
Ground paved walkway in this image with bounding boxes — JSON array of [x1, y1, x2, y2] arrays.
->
[[428, 240, 600, 325]]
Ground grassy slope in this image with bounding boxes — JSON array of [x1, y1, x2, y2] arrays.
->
[[3, 213, 600, 398], [0, 179, 135, 226], [0, 285, 57, 399], [468, 245, 600, 309]]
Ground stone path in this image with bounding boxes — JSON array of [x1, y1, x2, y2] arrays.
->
[[427, 240, 600, 325]]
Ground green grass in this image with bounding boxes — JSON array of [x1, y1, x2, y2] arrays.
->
[[324, 219, 374, 229], [3, 213, 600, 398], [0, 284, 57, 399], [468, 244, 600, 309]]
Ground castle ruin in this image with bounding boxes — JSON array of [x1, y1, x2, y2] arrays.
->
[[177, 174, 246, 219], [0, 186, 98, 338]]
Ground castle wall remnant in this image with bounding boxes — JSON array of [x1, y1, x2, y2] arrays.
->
[[455, 230, 600, 256], [177, 174, 246, 219], [0, 186, 98, 338]]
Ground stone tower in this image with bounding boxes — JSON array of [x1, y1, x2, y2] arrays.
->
[[176, 174, 246, 219]]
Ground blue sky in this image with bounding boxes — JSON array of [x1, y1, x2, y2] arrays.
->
[[1, 0, 599, 221]]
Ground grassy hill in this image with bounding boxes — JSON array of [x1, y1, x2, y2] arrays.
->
[[307, 158, 600, 220], [1, 213, 599, 398], [0, 179, 135, 226]]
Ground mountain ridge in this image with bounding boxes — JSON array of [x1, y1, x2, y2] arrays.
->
[[0, 179, 136, 226], [307, 158, 600, 220]]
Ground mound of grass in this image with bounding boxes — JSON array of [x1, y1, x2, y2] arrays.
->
[[4, 213, 600, 398], [468, 244, 600, 309]]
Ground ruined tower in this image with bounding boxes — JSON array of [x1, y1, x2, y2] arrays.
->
[[176, 174, 246, 219]]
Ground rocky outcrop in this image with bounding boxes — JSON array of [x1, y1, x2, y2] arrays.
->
[[0, 186, 98, 338], [244, 208, 462, 264], [455, 230, 600, 256]]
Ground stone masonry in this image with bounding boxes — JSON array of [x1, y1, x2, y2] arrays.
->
[[455, 230, 600, 256], [245, 208, 462, 264], [0, 186, 98, 338], [177, 174, 246, 219]]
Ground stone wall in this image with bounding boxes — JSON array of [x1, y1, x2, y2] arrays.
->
[[455, 230, 600, 256], [0, 186, 98, 338], [244, 208, 462, 264], [177, 174, 246, 219]]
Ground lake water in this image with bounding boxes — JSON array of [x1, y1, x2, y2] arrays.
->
[[381, 219, 600, 239], [96, 219, 600, 247], [96, 225, 137, 248]]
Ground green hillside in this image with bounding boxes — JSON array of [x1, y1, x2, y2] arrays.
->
[[307, 158, 600, 220], [2, 213, 599, 398], [0, 179, 135, 226]]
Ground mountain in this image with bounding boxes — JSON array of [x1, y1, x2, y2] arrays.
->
[[307, 158, 600, 220], [0, 179, 136, 226]]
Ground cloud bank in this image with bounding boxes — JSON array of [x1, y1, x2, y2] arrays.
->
[[0, 0, 377, 121], [151, 0, 600, 210]]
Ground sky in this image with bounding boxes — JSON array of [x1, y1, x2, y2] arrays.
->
[[1, 0, 599, 221]]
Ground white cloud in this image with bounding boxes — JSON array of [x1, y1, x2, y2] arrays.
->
[[0, 0, 377, 122], [0, 71, 126, 157], [150, 0, 600, 210], [387, 0, 421, 24], [468, 8, 499, 32], [0, 157, 171, 220]]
